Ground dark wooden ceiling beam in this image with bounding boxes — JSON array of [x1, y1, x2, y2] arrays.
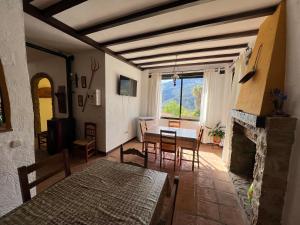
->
[[100, 6, 275, 46], [136, 53, 239, 66], [79, 0, 210, 35], [23, 2, 139, 70], [42, 0, 87, 17], [117, 30, 258, 55], [141, 60, 234, 70], [128, 43, 248, 61]]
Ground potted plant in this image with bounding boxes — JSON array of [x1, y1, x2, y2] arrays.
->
[[208, 122, 225, 144], [270, 88, 288, 116]]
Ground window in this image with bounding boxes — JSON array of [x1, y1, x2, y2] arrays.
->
[[160, 73, 203, 121], [0, 59, 11, 132]]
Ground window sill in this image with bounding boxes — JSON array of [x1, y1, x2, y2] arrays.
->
[[160, 117, 199, 122], [0, 125, 13, 133]]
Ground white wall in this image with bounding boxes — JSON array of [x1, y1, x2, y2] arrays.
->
[[0, 0, 35, 216], [27, 51, 68, 118], [72, 50, 106, 151], [282, 0, 300, 224], [105, 54, 142, 152]]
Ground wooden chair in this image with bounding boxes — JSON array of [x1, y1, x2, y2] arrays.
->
[[158, 176, 180, 225], [73, 122, 96, 162], [37, 131, 47, 149], [160, 130, 177, 171], [168, 120, 181, 128], [17, 149, 71, 203], [180, 126, 204, 171], [140, 121, 158, 159], [120, 144, 148, 168]]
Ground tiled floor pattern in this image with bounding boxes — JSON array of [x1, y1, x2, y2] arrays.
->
[[35, 140, 247, 225]]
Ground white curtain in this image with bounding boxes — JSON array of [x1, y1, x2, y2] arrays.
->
[[147, 73, 161, 120], [200, 69, 226, 143], [222, 54, 247, 165]]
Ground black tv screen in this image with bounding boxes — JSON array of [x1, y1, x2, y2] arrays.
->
[[118, 75, 137, 97]]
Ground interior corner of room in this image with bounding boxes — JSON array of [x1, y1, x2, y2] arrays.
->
[[1, 0, 300, 225]]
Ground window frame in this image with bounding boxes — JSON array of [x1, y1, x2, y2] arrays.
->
[[0, 59, 12, 132], [160, 72, 203, 122]]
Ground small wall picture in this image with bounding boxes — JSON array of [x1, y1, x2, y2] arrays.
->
[[78, 95, 83, 107], [81, 76, 87, 88]]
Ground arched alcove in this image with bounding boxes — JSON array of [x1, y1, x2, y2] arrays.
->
[[31, 73, 55, 135], [0, 59, 11, 132]]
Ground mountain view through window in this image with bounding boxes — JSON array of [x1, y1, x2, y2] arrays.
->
[[160, 76, 203, 120]]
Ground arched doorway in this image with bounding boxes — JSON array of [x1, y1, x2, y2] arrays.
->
[[31, 73, 55, 135]]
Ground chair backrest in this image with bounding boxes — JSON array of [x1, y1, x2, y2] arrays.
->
[[160, 130, 177, 153], [18, 149, 71, 203], [168, 120, 180, 128], [139, 121, 147, 140], [197, 126, 204, 150], [85, 122, 96, 140], [120, 144, 148, 168], [158, 176, 180, 225]]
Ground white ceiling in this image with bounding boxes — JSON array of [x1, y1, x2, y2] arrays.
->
[[24, 0, 281, 69], [24, 14, 92, 54]]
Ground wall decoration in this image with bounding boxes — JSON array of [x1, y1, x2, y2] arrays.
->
[[74, 73, 79, 88], [55, 86, 67, 113], [37, 87, 51, 98], [81, 76, 87, 88], [82, 58, 100, 112], [78, 95, 83, 107]]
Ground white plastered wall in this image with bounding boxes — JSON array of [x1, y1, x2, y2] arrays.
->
[[0, 0, 35, 216], [282, 0, 300, 224], [27, 52, 68, 118], [105, 54, 142, 152]]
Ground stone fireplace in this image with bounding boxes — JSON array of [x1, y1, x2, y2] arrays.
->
[[228, 110, 297, 225]]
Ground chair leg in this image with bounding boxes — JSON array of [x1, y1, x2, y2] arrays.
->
[[180, 148, 183, 166], [154, 143, 157, 160], [85, 146, 88, 163], [197, 150, 200, 168], [173, 152, 176, 171], [192, 149, 195, 171], [160, 150, 162, 168]]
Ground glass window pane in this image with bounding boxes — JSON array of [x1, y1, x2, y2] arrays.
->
[[160, 78, 181, 118], [181, 77, 203, 120]]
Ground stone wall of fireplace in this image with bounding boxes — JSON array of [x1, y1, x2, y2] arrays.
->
[[228, 114, 297, 225]]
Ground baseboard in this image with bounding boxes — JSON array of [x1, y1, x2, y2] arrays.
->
[[105, 136, 138, 155]]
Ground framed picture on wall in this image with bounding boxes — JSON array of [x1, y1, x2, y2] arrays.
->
[[78, 95, 83, 107], [81, 76, 87, 88]]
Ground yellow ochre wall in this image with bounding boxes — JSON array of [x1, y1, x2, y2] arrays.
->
[[38, 78, 53, 131], [236, 2, 286, 116]]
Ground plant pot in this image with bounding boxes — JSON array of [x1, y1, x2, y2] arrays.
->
[[213, 136, 221, 144]]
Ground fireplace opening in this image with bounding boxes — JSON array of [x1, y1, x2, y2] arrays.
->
[[229, 121, 257, 221]]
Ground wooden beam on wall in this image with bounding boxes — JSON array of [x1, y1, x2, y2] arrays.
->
[[23, 2, 140, 70], [142, 60, 234, 70], [79, 0, 209, 35], [136, 53, 239, 66], [42, 0, 87, 17], [99, 6, 276, 46], [128, 43, 248, 61], [117, 30, 258, 54]]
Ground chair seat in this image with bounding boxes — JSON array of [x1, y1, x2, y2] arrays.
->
[[73, 139, 94, 146]]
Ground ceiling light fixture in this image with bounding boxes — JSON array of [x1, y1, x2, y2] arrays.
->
[[172, 55, 180, 86]]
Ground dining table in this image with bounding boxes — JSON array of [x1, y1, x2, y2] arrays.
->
[[144, 126, 198, 170], [0, 159, 170, 225]]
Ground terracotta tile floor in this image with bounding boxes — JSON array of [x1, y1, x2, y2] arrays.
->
[[35, 140, 247, 225]]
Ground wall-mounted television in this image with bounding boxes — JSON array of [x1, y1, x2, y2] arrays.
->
[[118, 75, 137, 97]]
